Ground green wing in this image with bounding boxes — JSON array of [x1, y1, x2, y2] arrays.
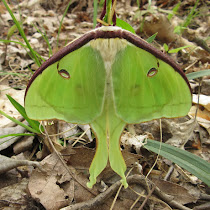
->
[[101, 43, 191, 188], [25, 46, 106, 124], [25, 44, 111, 189], [112, 44, 191, 123]]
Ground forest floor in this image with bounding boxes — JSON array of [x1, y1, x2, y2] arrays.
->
[[0, 0, 209, 209]]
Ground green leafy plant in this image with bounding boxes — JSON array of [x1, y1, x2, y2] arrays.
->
[[6, 95, 42, 133], [146, 32, 158, 43], [0, 109, 39, 134], [186, 69, 210, 80], [116, 18, 136, 34], [163, 43, 193, 54], [144, 139, 210, 186]]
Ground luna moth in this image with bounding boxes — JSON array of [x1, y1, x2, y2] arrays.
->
[[24, 26, 191, 188]]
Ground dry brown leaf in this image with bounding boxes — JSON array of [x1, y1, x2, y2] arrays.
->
[[28, 151, 97, 210], [28, 153, 74, 210], [0, 178, 28, 209], [190, 105, 210, 121], [62, 146, 94, 169], [62, 145, 141, 188], [165, 119, 198, 147], [154, 179, 198, 205]]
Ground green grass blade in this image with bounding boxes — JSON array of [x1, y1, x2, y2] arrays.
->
[[0, 71, 27, 77], [93, 0, 98, 28], [136, 0, 140, 7], [186, 69, 210, 80], [146, 32, 158, 43], [2, 0, 41, 67], [183, 0, 199, 28], [168, 45, 192, 54], [32, 23, 52, 57], [0, 39, 27, 47], [57, 0, 72, 49], [163, 43, 169, 52], [144, 139, 210, 186], [0, 133, 35, 139], [0, 109, 39, 134], [6, 95, 42, 133]]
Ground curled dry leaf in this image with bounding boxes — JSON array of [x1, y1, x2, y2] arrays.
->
[[121, 132, 147, 154], [28, 153, 74, 210], [165, 119, 199, 148]]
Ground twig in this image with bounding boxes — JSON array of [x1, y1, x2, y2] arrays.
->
[[72, 126, 90, 147], [138, 185, 156, 210], [129, 185, 173, 210], [193, 202, 210, 210], [130, 189, 146, 210], [61, 175, 191, 210], [0, 154, 42, 174], [60, 177, 122, 210], [135, 119, 163, 209], [40, 122, 77, 137], [191, 37, 210, 53], [200, 193, 210, 200], [110, 168, 133, 210], [164, 164, 175, 181]]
